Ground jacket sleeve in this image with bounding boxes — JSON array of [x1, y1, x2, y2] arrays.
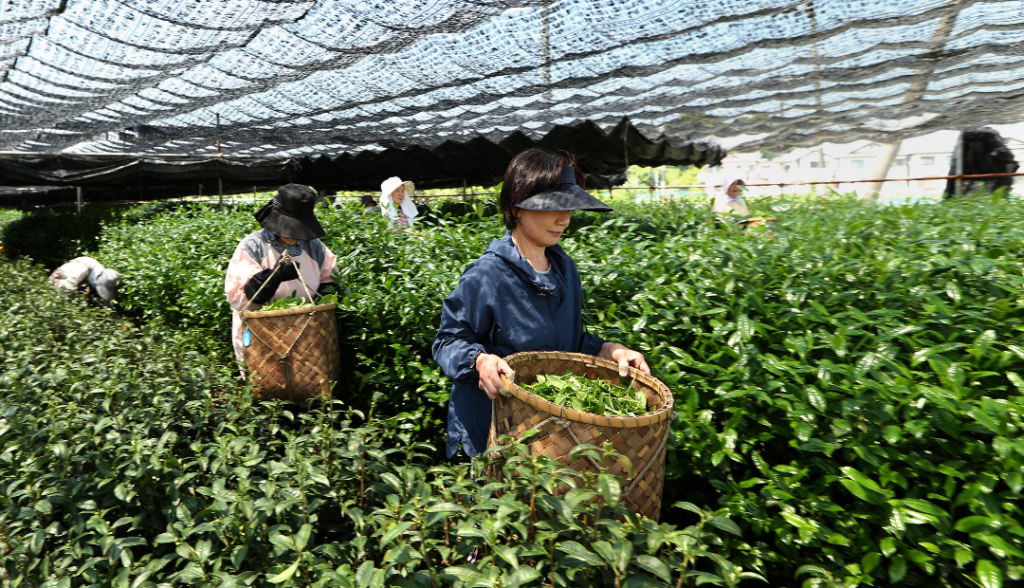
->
[[225, 242, 265, 313], [580, 330, 605, 356], [320, 245, 338, 284], [432, 262, 494, 383]]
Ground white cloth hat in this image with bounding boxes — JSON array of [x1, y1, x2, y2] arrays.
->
[[380, 176, 419, 221], [94, 268, 121, 303]]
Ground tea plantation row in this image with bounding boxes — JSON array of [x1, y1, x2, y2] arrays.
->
[[5, 194, 1024, 586], [0, 257, 751, 587]]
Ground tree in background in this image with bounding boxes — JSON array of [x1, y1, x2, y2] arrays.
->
[[624, 165, 701, 188]]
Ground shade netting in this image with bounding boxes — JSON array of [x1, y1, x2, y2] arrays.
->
[[0, 0, 1020, 190]]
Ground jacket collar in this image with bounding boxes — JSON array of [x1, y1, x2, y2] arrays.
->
[[485, 232, 566, 296]]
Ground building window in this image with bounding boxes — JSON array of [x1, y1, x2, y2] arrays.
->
[[922, 156, 935, 165], [852, 159, 865, 168], [894, 158, 906, 166], [809, 161, 821, 168]]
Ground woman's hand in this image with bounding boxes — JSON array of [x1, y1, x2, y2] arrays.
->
[[476, 353, 513, 400], [599, 342, 651, 377]]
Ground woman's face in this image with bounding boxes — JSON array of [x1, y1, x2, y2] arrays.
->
[[277, 236, 298, 245], [391, 185, 406, 206], [513, 208, 571, 248], [727, 181, 745, 198]]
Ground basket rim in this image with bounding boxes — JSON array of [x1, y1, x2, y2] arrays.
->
[[242, 301, 338, 319], [499, 351, 675, 428]]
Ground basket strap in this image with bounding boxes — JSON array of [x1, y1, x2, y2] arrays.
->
[[244, 308, 316, 399], [241, 250, 291, 315]]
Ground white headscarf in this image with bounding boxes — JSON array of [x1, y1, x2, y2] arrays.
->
[[380, 176, 419, 221], [712, 175, 750, 216]]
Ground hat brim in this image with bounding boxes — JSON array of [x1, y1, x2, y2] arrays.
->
[[255, 201, 326, 240], [515, 185, 613, 213]]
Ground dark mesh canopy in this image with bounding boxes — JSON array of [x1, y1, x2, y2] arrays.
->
[[0, 0, 1021, 187]]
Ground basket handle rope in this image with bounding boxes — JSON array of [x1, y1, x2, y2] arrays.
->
[[240, 250, 321, 403]]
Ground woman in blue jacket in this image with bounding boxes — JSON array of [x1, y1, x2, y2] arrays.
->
[[433, 148, 650, 459]]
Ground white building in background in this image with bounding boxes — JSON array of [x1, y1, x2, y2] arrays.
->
[[699, 129, 1024, 199]]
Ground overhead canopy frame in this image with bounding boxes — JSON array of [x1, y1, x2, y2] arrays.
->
[[0, 0, 1018, 190]]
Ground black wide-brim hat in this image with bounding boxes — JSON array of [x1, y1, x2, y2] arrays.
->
[[254, 183, 326, 241], [515, 164, 613, 213]]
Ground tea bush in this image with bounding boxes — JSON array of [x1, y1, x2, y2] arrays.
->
[[0, 206, 128, 269], [568, 195, 1024, 587], [85, 194, 1024, 585], [0, 258, 752, 587], [0, 209, 20, 231]]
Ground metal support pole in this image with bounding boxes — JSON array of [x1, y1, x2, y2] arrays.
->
[[218, 176, 224, 210], [540, 5, 550, 102], [861, 3, 961, 202], [216, 113, 222, 158], [76, 186, 82, 214], [660, 165, 667, 201], [954, 134, 964, 196]]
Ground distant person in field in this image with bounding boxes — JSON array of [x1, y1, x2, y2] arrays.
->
[[316, 190, 335, 210], [361, 195, 380, 216], [432, 148, 650, 460], [49, 257, 121, 306], [380, 177, 419, 231], [224, 184, 337, 365], [712, 176, 750, 217]]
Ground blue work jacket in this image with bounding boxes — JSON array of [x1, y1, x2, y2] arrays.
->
[[432, 232, 604, 458]]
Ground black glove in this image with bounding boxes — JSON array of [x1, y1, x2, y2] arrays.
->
[[244, 260, 300, 304], [316, 282, 335, 297]]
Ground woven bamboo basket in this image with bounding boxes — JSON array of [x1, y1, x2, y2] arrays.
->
[[490, 351, 674, 521], [241, 302, 340, 407], [745, 216, 778, 229]]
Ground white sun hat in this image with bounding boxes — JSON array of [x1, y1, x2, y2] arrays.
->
[[380, 176, 419, 221]]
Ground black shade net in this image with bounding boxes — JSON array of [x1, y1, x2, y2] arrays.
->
[[0, 0, 1021, 195]]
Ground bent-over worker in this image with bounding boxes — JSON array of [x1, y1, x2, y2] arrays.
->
[[224, 184, 337, 365], [49, 256, 121, 306], [432, 148, 650, 460]]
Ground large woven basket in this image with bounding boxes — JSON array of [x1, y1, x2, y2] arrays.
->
[[241, 302, 340, 407], [490, 351, 674, 520]]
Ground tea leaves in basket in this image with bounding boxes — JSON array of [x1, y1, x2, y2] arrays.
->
[[259, 292, 338, 312], [524, 370, 648, 416]]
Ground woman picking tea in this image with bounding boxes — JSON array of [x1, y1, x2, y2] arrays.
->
[[224, 184, 337, 365], [432, 148, 650, 459], [380, 176, 419, 231]]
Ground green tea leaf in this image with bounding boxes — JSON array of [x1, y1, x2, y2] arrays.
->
[[976, 560, 1003, 588], [267, 557, 301, 583]]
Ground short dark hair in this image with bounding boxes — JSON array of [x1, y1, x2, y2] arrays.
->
[[499, 148, 586, 231]]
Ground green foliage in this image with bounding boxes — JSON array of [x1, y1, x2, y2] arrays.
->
[[569, 193, 1024, 586], [0, 258, 749, 586], [71, 192, 1024, 584], [524, 372, 647, 416], [259, 293, 338, 312], [0, 208, 20, 232], [625, 166, 699, 188], [1, 205, 127, 269]]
